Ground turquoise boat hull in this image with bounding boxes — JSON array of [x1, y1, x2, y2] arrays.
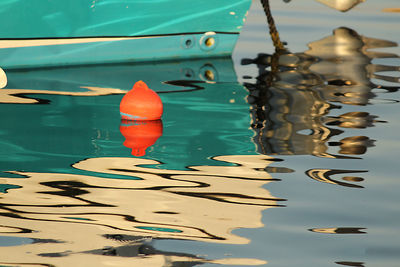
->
[[0, 0, 252, 69]]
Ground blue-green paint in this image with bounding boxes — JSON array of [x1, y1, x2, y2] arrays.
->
[[0, 0, 252, 68], [1, 33, 240, 69], [0, 0, 251, 38]]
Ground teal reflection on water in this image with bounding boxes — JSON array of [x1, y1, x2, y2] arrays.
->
[[0, 58, 255, 175], [1, 59, 254, 180], [135, 226, 183, 233], [0, 183, 20, 193]]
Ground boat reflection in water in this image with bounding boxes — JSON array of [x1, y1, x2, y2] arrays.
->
[[0, 58, 284, 266], [243, 27, 398, 187], [0, 59, 220, 104]]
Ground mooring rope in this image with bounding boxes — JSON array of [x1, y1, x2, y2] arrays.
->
[[260, 0, 285, 51]]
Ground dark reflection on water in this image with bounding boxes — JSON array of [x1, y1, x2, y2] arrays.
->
[[309, 227, 367, 234], [243, 27, 399, 189], [244, 26, 397, 155], [238, 19, 399, 265], [305, 168, 367, 188], [336, 261, 365, 267]]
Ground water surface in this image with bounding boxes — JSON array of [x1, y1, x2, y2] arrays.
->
[[1, 1, 399, 266]]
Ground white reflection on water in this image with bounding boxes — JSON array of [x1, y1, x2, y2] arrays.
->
[[0, 155, 284, 266], [0, 67, 6, 89], [316, 0, 365, 12], [0, 86, 126, 104]]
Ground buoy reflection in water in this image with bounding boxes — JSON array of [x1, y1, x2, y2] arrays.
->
[[120, 119, 163, 157]]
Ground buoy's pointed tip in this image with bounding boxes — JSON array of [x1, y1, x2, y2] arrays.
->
[[132, 80, 149, 90]]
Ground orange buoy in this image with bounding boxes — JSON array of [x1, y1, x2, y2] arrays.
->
[[120, 80, 163, 121], [120, 119, 163, 157]]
